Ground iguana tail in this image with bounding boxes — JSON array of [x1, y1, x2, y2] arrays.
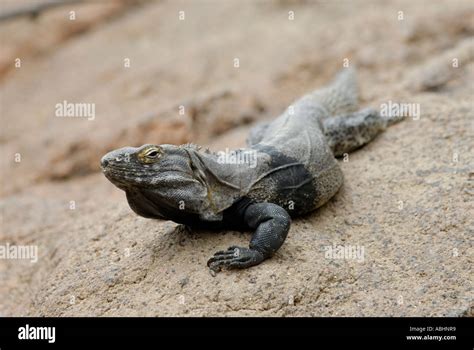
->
[[382, 112, 406, 127], [308, 67, 359, 117]]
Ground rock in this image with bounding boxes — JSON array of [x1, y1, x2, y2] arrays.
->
[[179, 277, 190, 289], [0, 0, 472, 317]]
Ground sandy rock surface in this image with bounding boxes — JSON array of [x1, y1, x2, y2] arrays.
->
[[0, 0, 472, 316]]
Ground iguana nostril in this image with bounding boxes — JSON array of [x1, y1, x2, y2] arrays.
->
[[100, 156, 109, 168]]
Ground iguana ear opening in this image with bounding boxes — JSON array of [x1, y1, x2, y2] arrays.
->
[[185, 148, 244, 221]]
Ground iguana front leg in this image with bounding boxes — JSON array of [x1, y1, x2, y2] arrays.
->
[[207, 203, 291, 272]]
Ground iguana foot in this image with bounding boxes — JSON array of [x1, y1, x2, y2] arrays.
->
[[207, 246, 264, 272], [322, 108, 387, 157]]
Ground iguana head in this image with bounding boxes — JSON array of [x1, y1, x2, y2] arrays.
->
[[101, 144, 195, 190], [100, 144, 243, 221]]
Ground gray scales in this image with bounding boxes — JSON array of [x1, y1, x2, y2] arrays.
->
[[101, 68, 402, 273]]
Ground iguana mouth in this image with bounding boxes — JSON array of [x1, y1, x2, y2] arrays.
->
[[101, 170, 130, 191]]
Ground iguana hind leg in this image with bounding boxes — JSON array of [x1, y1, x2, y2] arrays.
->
[[323, 108, 388, 157], [207, 202, 291, 272]]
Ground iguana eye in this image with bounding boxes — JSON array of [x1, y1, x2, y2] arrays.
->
[[146, 150, 159, 157], [138, 146, 162, 163]]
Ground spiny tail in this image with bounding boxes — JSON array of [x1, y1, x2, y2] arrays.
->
[[309, 67, 359, 117]]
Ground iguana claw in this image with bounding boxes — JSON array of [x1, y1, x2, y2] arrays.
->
[[207, 246, 264, 272]]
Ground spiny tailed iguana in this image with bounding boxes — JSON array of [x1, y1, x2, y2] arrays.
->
[[101, 68, 401, 273]]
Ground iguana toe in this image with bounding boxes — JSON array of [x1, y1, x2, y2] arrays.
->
[[207, 246, 264, 272]]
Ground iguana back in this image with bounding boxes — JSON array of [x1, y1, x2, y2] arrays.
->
[[244, 69, 358, 215]]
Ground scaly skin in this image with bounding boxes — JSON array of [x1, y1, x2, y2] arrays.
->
[[101, 68, 399, 272]]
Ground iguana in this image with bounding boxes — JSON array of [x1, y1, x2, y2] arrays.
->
[[101, 68, 401, 272]]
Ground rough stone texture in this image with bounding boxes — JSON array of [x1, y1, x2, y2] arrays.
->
[[0, 0, 472, 316], [0, 0, 145, 80]]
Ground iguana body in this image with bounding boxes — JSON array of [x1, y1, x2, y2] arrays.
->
[[101, 68, 399, 272]]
